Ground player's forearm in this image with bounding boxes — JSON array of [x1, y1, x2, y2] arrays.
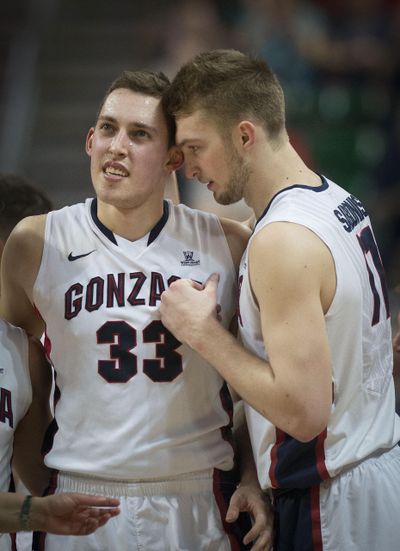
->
[[189, 320, 274, 417], [13, 422, 53, 496], [189, 320, 329, 441], [0, 493, 27, 532], [0, 493, 46, 533], [233, 400, 258, 486]]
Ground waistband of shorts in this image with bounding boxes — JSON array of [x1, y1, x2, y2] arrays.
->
[[55, 468, 217, 497]]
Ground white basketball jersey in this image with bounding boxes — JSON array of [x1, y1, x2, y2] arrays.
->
[[0, 320, 32, 491], [33, 199, 237, 480], [238, 176, 400, 490]]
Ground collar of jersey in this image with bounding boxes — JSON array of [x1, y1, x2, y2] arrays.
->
[[254, 174, 329, 232], [90, 198, 170, 246]]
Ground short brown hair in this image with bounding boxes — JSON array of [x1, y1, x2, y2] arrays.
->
[[98, 70, 176, 147], [163, 49, 285, 140]]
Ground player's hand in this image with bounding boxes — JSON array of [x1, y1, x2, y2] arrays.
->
[[160, 273, 220, 347], [226, 484, 273, 550], [32, 493, 120, 535]]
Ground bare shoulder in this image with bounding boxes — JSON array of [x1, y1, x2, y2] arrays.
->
[[219, 217, 251, 271], [0, 215, 47, 331], [250, 220, 331, 267], [8, 214, 47, 244], [249, 221, 335, 311], [3, 214, 46, 270]]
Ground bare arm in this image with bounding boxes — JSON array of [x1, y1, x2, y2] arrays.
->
[[0, 215, 46, 337], [219, 216, 251, 272], [13, 336, 53, 496], [160, 222, 334, 442], [227, 400, 273, 550], [0, 492, 120, 534], [218, 217, 274, 548]]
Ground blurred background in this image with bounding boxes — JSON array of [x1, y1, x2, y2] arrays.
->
[[0, 0, 399, 294]]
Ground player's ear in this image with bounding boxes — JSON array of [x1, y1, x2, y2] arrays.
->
[[236, 121, 256, 151], [166, 146, 184, 172], [85, 128, 95, 156]]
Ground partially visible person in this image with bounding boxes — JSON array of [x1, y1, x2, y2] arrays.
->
[[0, 175, 121, 546], [0, 173, 53, 260], [0, 173, 54, 550], [1, 70, 271, 550], [0, 318, 119, 549], [160, 48, 400, 550]]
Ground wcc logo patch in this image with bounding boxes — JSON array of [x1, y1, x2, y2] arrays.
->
[[181, 250, 200, 266]]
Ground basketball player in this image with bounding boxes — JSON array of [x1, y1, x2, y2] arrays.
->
[[0, 318, 120, 548], [0, 70, 271, 550], [159, 49, 400, 550]]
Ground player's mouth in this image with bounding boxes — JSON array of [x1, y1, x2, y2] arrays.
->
[[103, 161, 129, 179]]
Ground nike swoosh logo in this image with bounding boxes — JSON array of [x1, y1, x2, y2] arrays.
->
[[68, 250, 96, 261]]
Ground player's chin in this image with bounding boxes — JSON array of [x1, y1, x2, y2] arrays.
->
[[214, 191, 234, 206]]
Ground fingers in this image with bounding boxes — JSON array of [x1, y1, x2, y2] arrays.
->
[[190, 279, 204, 290], [71, 493, 120, 508], [243, 510, 273, 549], [246, 528, 273, 551], [225, 503, 239, 523], [225, 487, 244, 523], [244, 506, 273, 550], [73, 507, 120, 535], [88, 507, 120, 517], [95, 511, 119, 528], [81, 517, 99, 535], [204, 272, 220, 293]]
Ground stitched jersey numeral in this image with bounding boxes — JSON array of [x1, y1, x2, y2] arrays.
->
[[97, 320, 183, 383], [357, 226, 389, 326]]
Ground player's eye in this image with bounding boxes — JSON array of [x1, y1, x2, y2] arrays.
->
[[99, 122, 114, 132], [132, 129, 150, 139]]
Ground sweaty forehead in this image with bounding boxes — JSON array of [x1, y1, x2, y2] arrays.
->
[[101, 89, 163, 125]]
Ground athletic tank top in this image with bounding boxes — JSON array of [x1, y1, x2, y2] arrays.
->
[[0, 320, 32, 492], [34, 199, 237, 479], [238, 176, 400, 489]]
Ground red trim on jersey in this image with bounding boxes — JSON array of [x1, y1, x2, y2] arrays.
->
[[43, 331, 52, 360], [269, 428, 285, 487], [212, 469, 240, 551], [32, 304, 53, 361], [310, 485, 323, 550], [10, 533, 16, 551], [315, 429, 330, 480], [218, 383, 235, 457]]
